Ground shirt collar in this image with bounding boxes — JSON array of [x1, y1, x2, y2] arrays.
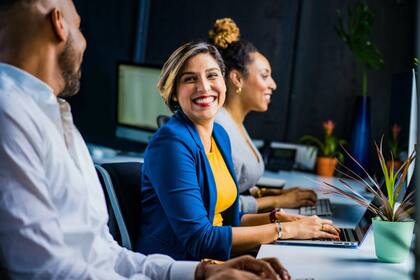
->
[[0, 63, 64, 125], [0, 63, 55, 101]]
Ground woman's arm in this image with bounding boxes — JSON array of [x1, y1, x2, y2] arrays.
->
[[255, 196, 280, 212], [231, 216, 340, 255], [231, 224, 278, 254], [255, 188, 318, 211], [240, 212, 271, 226], [240, 210, 300, 226]]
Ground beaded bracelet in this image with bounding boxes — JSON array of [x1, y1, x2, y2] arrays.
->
[[269, 208, 278, 223]]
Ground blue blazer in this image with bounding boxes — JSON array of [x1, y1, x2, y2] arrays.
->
[[136, 111, 241, 261]]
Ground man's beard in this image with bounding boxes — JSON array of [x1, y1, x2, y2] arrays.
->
[[58, 36, 82, 98]]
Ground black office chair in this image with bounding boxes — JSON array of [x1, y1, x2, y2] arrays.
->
[[100, 161, 143, 249], [156, 115, 170, 128], [95, 164, 132, 249], [0, 265, 9, 280]]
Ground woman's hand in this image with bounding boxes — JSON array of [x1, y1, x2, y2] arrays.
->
[[259, 187, 285, 196], [197, 255, 291, 280], [280, 216, 340, 240], [272, 188, 317, 208]]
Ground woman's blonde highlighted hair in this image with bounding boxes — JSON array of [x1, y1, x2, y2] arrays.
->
[[157, 41, 225, 112]]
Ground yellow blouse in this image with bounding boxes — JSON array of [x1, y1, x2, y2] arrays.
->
[[206, 137, 237, 226]]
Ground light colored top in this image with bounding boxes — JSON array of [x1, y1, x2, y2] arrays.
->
[[207, 137, 238, 226], [215, 108, 264, 213], [0, 63, 197, 280]]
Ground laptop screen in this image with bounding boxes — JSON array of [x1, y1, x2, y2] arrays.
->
[[355, 201, 376, 241]]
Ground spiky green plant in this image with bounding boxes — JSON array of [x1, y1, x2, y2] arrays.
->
[[322, 138, 415, 222]]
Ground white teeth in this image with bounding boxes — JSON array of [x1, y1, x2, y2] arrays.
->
[[195, 96, 215, 104], [264, 95, 271, 101]]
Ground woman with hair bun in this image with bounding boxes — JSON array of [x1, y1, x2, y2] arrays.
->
[[210, 18, 318, 214]]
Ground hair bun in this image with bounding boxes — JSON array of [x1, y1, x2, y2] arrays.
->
[[208, 18, 240, 49]]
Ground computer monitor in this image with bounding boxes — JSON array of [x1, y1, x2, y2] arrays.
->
[[389, 69, 417, 203], [408, 69, 417, 185], [116, 63, 172, 143], [390, 70, 417, 160], [414, 4, 420, 278]]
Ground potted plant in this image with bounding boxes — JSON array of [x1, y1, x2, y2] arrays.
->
[[335, 2, 385, 173], [300, 120, 347, 177], [322, 139, 415, 263]]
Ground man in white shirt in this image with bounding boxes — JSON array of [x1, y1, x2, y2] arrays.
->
[[0, 0, 290, 279]]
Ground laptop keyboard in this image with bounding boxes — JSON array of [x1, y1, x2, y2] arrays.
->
[[299, 198, 332, 216], [338, 228, 357, 242], [339, 229, 348, 241]]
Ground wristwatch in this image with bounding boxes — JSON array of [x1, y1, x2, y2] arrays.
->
[[249, 186, 263, 198]]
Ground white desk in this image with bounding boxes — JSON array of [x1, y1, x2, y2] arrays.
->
[[258, 170, 414, 279]]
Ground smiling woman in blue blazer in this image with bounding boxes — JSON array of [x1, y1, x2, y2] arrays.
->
[[138, 111, 239, 260], [136, 42, 340, 261]]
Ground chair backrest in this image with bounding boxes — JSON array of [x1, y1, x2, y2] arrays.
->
[[156, 115, 170, 128], [0, 265, 10, 280], [95, 164, 132, 249], [100, 161, 143, 249]]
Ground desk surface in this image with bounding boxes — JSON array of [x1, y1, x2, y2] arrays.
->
[[258, 170, 414, 280]]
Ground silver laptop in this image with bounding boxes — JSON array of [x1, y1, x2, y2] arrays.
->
[[299, 198, 332, 216], [276, 201, 375, 248]]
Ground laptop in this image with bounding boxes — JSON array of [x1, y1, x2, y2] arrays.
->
[[299, 198, 332, 216], [276, 201, 375, 248], [257, 176, 332, 216]]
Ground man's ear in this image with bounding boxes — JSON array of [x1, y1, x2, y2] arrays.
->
[[50, 8, 67, 42], [228, 69, 243, 88]]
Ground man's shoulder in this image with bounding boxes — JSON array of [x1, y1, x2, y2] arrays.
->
[[0, 75, 30, 113], [0, 80, 43, 140]]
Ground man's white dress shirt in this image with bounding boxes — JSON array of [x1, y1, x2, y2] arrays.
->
[[0, 63, 197, 279]]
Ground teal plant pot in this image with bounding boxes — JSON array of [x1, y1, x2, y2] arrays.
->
[[372, 217, 414, 263]]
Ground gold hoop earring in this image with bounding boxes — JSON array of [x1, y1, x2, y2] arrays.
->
[[236, 87, 242, 96]]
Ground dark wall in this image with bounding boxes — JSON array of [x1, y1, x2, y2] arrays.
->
[[145, 0, 301, 141], [287, 0, 415, 145], [70, 0, 140, 149], [71, 0, 416, 157]]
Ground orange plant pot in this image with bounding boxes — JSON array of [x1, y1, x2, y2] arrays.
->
[[316, 157, 338, 177]]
